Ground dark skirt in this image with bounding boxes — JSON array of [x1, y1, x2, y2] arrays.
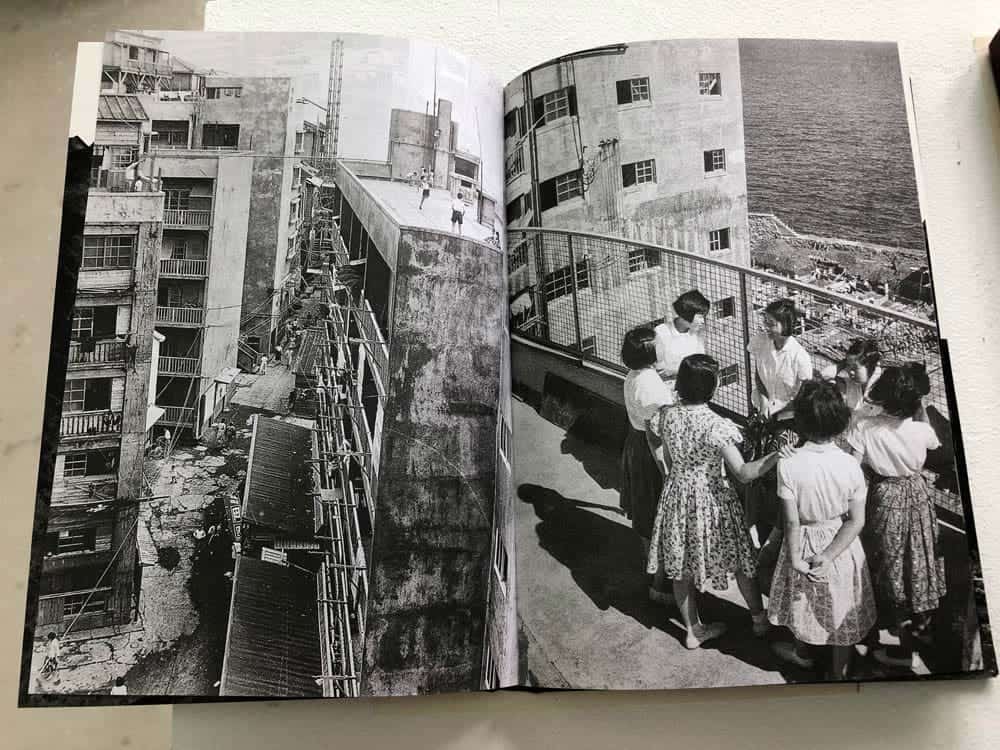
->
[[864, 470, 947, 617], [743, 413, 798, 531], [619, 427, 663, 540]]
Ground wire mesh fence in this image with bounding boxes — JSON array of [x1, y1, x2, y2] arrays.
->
[[507, 227, 960, 520]]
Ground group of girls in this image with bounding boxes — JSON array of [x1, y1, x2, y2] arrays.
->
[[620, 291, 947, 679]]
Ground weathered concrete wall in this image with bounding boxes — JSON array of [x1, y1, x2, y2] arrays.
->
[[361, 229, 504, 696], [337, 158, 392, 180], [202, 154, 252, 386]]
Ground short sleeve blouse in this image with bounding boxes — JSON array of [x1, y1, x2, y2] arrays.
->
[[623, 368, 672, 431]]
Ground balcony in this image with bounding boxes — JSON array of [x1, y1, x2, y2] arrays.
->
[[163, 209, 211, 228], [67, 339, 125, 367], [508, 227, 960, 518], [160, 405, 196, 426], [60, 410, 123, 439], [159, 356, 201, 376], [156, 305, 205, 327], [159, 258, 209, 278]]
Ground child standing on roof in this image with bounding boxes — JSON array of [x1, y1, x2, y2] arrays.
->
[[451, 191, 467, 235], [419, 175, 431, 210]]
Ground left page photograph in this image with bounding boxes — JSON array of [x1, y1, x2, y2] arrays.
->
[[19, 30, 512, 705]]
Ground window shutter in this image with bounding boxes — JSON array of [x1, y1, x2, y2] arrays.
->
[[616, 80, 631, 105], [539, 177, 558, 211], [567, 86, 578, 117], [621, 163, 637, 188], [532, 95, 546, 127], [703, 151, 713, 172]]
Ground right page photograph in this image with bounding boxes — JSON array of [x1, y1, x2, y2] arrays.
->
[[504, 38, 996, 689]]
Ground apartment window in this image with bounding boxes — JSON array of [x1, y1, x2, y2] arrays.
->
[[128, 46, 139, 61], [63, 378, 112, 413], [715, 296, 736, 319], [164, 189, 191, 210], [82, 235, 134, 270], [532, 86, 577, 128], [627, 247, 661, 273], [71, 306, 116, 340], [110, 147, 138, 169], [622, 158, 656, 188], [506, 194, 527, 223], [505, 145, 524, 182], [719, 363, 740, 387], [699, 73, 722, 96], [150, 120, 189, 148], [539, 170, 582, 211], [89, 146, 106, 186], [504, 106, 526, 139], [206, 87, 242, 99], [704, 148, 726, 173], [294, 131, 304, 154], [100, 78, 113, 90], [202, 123, 240, 148], [493, 525, 509, 588], [63, 590, 109, 619], [580, 336, 597, 356], [542, 258, 590, 301], [44, 528, 98, 556], [616, 76, 651, 105], [293, 166, 302, 186], [64, 449, 116, 478], [508, 238, 530, 273], [708, 227, 731, 253]]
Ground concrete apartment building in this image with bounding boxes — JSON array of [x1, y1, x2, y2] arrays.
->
[[505, 40, 750, 375], [39, 102, 165, 631], [316, 161, 515, 694]]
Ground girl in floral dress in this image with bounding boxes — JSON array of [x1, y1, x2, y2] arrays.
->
[[648, 354, 778, 649], [846, 364, 946, 670], [768, 380, 877, 679]]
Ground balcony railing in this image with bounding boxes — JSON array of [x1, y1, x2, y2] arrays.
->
[[160, 406, 196, 426], [159, 356, 201, 376], [159, 258, 208, 277], [156, 306, 205, 326], [507, 227, 960, 518], [60, 410, 123, 438], [163, 209, 211, 228], [356, 299, 389, 391], [67, 339, 125, 366], [90, 169, 131, 193]]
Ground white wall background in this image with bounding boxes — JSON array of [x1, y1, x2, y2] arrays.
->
[[175, 0, 1000, 747]]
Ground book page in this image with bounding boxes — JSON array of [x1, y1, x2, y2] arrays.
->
[[503, 38, 995, 690], [19, 30, 512, 705]]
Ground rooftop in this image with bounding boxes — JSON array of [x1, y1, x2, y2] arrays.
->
[[358, 179, 496, 244], [97, 95, 148, 122], [220, 556, 323, 698], [243, 416, 316, 537]]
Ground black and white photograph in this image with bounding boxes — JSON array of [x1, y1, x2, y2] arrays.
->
[[504, 38, 995, 689], [20, 31, 513, 703]]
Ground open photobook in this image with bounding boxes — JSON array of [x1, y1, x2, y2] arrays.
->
[[19, 31, 996, 706]]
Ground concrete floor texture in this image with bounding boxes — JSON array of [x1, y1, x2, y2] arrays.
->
[[359, 179, 496, 243], [514, 396, 809, 691]]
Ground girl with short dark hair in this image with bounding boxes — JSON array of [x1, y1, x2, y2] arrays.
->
[[768, 379, 877, 679], [652, 290, 710, 386], [647, 354, 778, 649]]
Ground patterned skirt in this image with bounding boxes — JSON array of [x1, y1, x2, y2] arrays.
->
[[646, 474, 758, 591], [768, 519, 878, 645], [864, 471, 947, 617], [619, 427, 663, 540]]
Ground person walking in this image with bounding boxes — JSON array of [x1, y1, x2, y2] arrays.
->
[[419, 176, 431, 210], [42, 632, 60, 676]]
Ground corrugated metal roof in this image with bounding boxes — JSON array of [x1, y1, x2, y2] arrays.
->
[[97, 95, 148, 122], [219, 556, 323, 698], [243, 417, 316, 537]]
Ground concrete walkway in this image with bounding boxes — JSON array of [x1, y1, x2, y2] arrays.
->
[[513, 397, 809, 691], [232, 361, 296, 414], [358, 179, 495, 243]]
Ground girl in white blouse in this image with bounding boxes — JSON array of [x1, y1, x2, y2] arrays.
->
[[620, 327, 674, 604], [820, 338, 884, 431], [746, 298, 814, 578], [653, 290, 710, 387]]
